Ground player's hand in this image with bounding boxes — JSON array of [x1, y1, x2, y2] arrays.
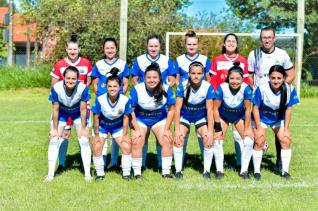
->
[[255, 128, 265, 141], [93, 134, 101, 144], [121, 133, 130, 144], [174, 130, 183, 147], [204, 131, 213, 147], [163, 129, 173, 144], [213, 131, 223, 140], [131, 130, 142, 145], [283, 128, 292, 141]]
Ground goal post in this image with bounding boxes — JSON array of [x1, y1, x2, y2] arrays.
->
[[165, 32, 302, 95]]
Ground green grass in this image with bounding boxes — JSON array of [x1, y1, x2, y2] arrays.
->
[[0, 89, 318, 210]]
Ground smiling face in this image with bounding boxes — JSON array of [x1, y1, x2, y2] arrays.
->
[[147, 38, 160, 59], [224, 35, 237, 54], [64, 70, 78, 90], [228, 71, 243, 90], [104, 41, 117, 60], [107, 79, 120, 98], [261, 30, 276, 52], [66, 42, 80, 61], [189, 65, 203, 86], [145, 70, 161, 91], [269, 71, 285, 92], [185, 37, 198, 57]]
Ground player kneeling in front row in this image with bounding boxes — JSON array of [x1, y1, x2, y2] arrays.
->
[[91, 68, 140, 181], [46, 66, 92, 182], [213, 62, 253, 180], [252, 65, 299, 180], [174, 61, 214, 180]]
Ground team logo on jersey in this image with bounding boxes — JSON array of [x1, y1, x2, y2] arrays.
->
[[79, 69, 85, 74]]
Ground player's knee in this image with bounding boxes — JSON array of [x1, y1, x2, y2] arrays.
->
[[121, 141, 131, 154], [280, 138, 292, 149], [254, 136, 265, 150], [244, 136, 254, 149]]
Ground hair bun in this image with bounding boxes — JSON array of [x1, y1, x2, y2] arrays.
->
[[185, 29, 196, 37], [233, 61, 240, 67], [70, 32, 78, 42]]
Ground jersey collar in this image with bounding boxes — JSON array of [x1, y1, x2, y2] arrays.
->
[[185, 53, 199, 62], [104, 58, 119, 66], [146, 53, 160, 63]]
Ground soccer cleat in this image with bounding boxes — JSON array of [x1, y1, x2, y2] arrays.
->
[[254, 173, 261, 181], [235, 165, 241, 172], [274, 161, 282, 173], [134, 175, 142, 180], [95, 175, 105, 181], [85, 176, 93, 182], [240, 171, 249, 180], [216, 171, 224, 180], [282, 172, 291, 179], [162, 174, 173, 179], [44, 175, 54, 182], [175, 172, 183, 180], [202, 171, 211, 180], [55, 165, 66, 175], [122, 175, 131, 181]]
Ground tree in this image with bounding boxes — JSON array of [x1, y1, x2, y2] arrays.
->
[[226, 0, 318, 79]]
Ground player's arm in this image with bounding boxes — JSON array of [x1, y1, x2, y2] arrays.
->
[[123, 77, 129, 94], [248, 73, 254, 89], [244, 99, 253, 137], [213, 99, 222, 139], [285, 67, 295, 84], [86, 76, 92, 87], [92, 77, 99, 94], [168, 75, 176, 87], [80, 101, 87, 131], [51, 77, 59, 86], [206, 99, 214, 134], [51, 102, 59, 137], [174, 97, 183, 140]]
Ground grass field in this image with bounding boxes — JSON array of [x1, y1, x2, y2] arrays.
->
[[0, 88, 318, 210]]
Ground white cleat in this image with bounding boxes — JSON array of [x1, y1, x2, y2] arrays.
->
[[44, 175, 54, 182]]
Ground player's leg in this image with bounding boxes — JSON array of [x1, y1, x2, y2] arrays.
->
[[252, 123, 266, 180], [142, 130, 151, 169], [110, 138, 120, 170], [232, 125, 243, 169], [274, 134, 282, 172], [213, 119, 228, 179], [58, 117, 72, 171], [92, 132, 106, 180]]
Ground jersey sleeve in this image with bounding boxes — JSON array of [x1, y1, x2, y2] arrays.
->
[[131, 59, 141, 77], [91, 64, 100, 78], [210, 58, 218, 90], [287, 87, 300, 107], [123, 63, 130, 78], [81, 86, 91, 102], [124, 99, 133, 115], [204, 59, 211, 74], [51, 63, 62, 79], [48, 87, 59, 103], [175, 82, 185, 98], [243, 85, 253, 101], [129, 87, 138, 107], [282, 51, 294, 70], [168, 58, 177, 76], [215, 86, 223, 101], [91, 98, 101, 115], [166, 87, 176, 106], [206, 85, 215, 100], [252, 87, 262, 106], [247, 51, 256, 73]]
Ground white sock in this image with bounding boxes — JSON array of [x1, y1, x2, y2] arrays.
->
[[93, 155, 105, 176], [102, 140, 108, 168], [241, 137, 254, 174], [48, 137, 60, 177], [233, 130, 243, 166], [110, 139, 119, 166], [197, 136, 204, 161], [78, 136, 92, 177], [203, 147, 213, 173], [156, 144, 162, 168], [252, 149, 263, 174], [182, 135, 189, 165], [121, 154, 132, 176], [58, 138, 68, 167], [281, 149, 291, 174], [132, 157, 142, 176], [142, 144, 148, 168], [173, 146, 183, 173], [213, 140, 224, 173], [162, 156, 172, 175]]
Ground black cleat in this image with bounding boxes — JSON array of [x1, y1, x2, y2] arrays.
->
[[235, 165, 241, 172], [240, 171, 249, 180], [55, 165, 66, 175], [134, 175, 142, 180], [175, 172, 183, 180], [254, 173, 261, 181], [216, 171, 224, 180], [162, 174, 173, 179], [122, 175, 131, 181], [282, 172, 291, 179], [274, 162, 282, 173], [95, 175, 105, 181], [202, 171, 211, 180]]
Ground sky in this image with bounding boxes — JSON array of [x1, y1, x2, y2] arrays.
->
[[184, 0, 228, 17]]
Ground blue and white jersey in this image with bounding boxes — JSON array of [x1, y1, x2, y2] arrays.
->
[[49, 81, 91, 116], [92, 58, 130, 96], [131, 53, 177, 84], [248, 47, 293, 87], [130, 82, 176, 126], [252, 82, 299, 125], [176, 80, 214, 122], [91, 93, 132, 130], [175, 54, 211, 82], [215, 83, 252, 123]]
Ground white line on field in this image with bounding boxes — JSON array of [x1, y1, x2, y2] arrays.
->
[[181, 181, 318, 190]]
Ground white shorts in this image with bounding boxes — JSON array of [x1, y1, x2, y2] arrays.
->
[[252, 120, 284, 129], [180, 117, 207, 130]]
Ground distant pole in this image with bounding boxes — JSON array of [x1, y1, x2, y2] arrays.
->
[[296, 0, 305, 95], [119, 0, 128, 61], [7, 0, 14, 66]]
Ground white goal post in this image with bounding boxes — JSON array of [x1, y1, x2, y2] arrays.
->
[[165, 32, 303, 95]]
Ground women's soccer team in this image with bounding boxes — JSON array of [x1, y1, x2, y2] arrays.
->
[[46, 28, 299, 182]]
